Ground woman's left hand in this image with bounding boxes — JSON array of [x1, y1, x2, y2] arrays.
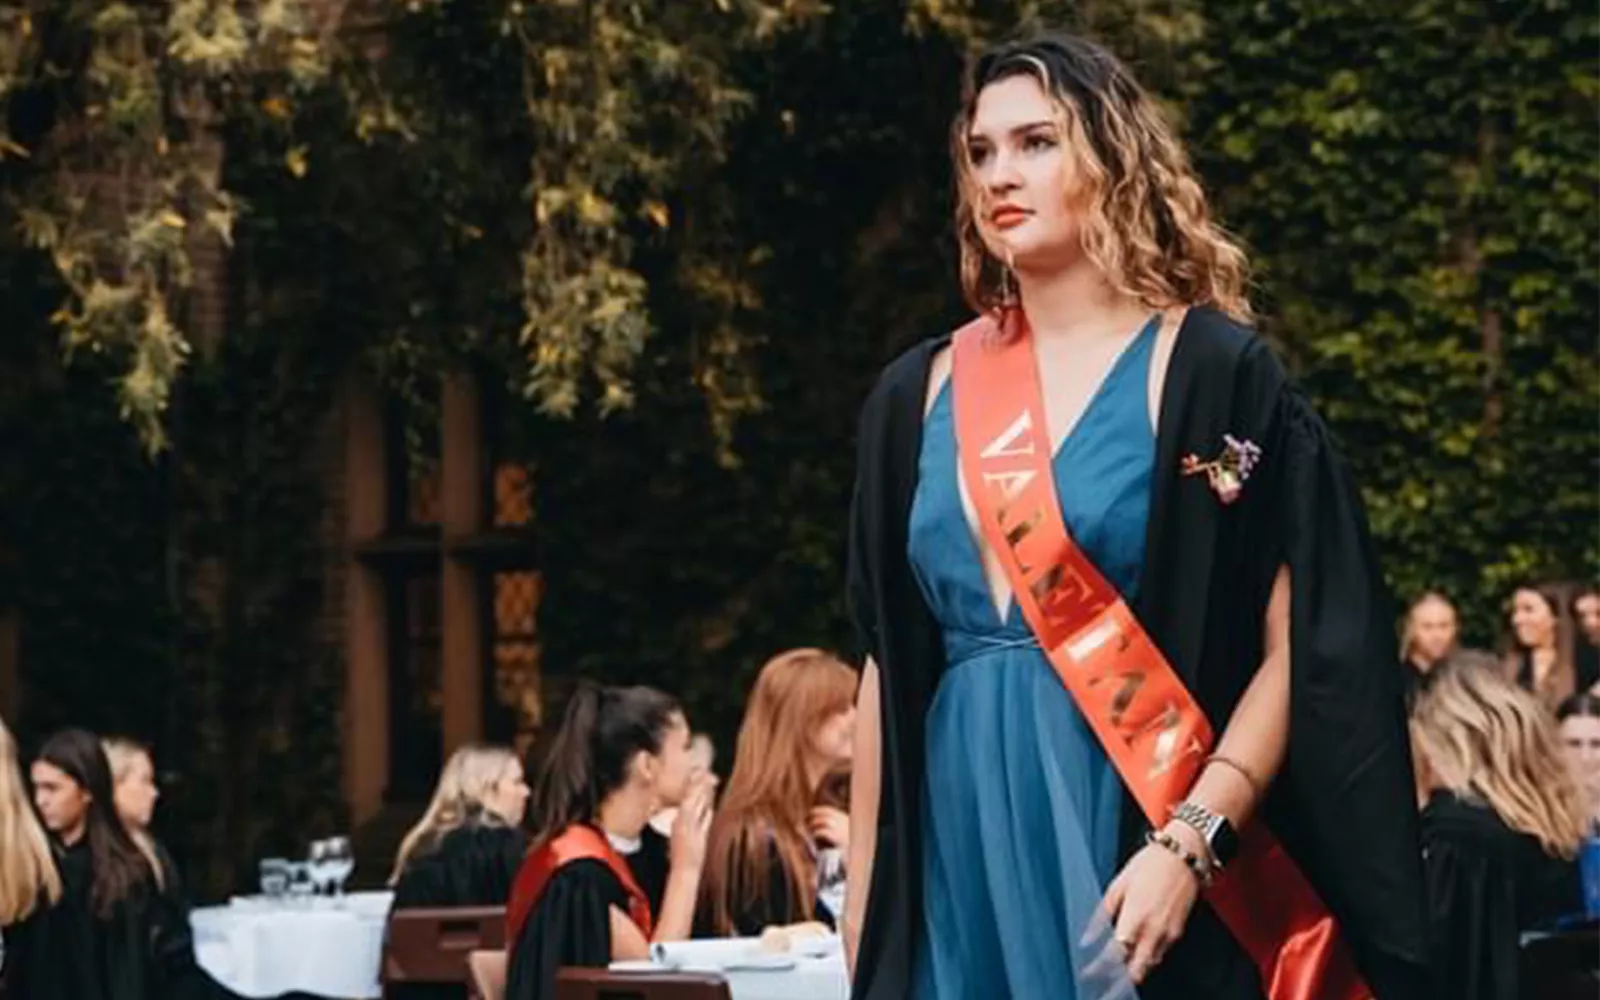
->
[[1101, 825, 1203, 984]]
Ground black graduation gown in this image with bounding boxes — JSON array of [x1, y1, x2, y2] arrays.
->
[[504, 860, 629, 1000], [391, 820, 531, 910], [846, 307, 1429, 1000], [1421, 790, 1582, 1000], [503, 829, 672, 1000], [6, 840, 163, 1000]]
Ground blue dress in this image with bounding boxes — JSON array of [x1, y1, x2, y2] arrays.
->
[[907, 316, 1157, 999]]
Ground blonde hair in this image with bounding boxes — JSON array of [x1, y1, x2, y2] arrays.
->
[[1412, 651, 1588, 857], [1, 717, 63, 923], [389, 744, 520, 884], [952, 33, 1251, 321], [102, 736, 166, 891]]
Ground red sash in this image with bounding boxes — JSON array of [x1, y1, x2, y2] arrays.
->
[[506, 825, 654, 944], [951, 312, 1368, 1000]]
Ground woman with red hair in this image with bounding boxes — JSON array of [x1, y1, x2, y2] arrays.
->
[[699, 649, 859, 936]]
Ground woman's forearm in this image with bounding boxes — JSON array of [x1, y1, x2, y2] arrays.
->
[[1188, 566, 1291, 829], [652, 866, 701, 942], [844, 657, 882, 973]]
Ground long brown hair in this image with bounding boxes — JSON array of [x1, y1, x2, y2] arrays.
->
[[951, 32, 1250, 321], [37, 728, 153, 918], [701, 649, 858, 934], [527, 683, 682, 846], [1502, 584, 1576, 706], [1412, 651, 1587, 857]]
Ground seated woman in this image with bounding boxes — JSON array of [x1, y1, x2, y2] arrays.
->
[[698, 649, 857, 937], [0, 716, 65, 1000], [506, 684, 712, 1000], [1411, 651, 1588, 1000], [390, 744, 531, 909]]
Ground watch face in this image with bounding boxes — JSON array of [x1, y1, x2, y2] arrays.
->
[[1211, 820, 1241, 866]]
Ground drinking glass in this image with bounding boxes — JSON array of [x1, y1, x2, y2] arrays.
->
[[285, 861, 315, 908], [258, 857, 291, 899], [322, 835, 355, 902]]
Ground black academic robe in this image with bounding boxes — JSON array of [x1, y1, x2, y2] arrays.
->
[[4, 840, 162, 1000], [389, 820, 530, 1000], [846, 307, 1429, 1000], [503, 829, 671, 1000], [1421, 790, 1582, 1000], [392, 819, 531, 910], [505, 860, 629, 1000]]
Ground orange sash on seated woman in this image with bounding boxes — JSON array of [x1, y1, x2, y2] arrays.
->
[[506, 825, 654, 944], [951, 312, 1368, 1000]]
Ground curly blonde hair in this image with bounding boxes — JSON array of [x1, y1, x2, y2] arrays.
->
[[952, 33, 1251, 321], [1411, 650, 1588, 858]]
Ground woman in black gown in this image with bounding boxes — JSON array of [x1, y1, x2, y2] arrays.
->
[[389, 743, 531, 910], [27, 728, 175, 1000], [1411, 651, 1588, 999], [505, 684, 714, 1000]]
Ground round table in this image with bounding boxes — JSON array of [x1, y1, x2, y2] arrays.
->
[[191, 891, 393, 999]]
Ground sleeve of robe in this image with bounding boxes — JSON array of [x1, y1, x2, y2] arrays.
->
[[504, 861, 626, 1000], [1423, 820, 1521, 1000], [393, 824, 531, 909], [1234, 338, 1430, 999]]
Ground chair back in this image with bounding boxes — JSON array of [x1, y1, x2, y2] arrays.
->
[[1519, 925, 1599, 1000], [382, 906, 507, 986], [554, 967, 733, 1000], [466, 949, 508, 1000]]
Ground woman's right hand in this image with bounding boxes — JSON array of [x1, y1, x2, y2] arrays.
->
[[809, 806, 850, 849], [670, 774, 715, 873]]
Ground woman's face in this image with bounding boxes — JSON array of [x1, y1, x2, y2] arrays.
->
[[811, 706, 857, 770], [1574, 593, 1600, 646], [483, 758, 530, 826], [966, 74, 1084, 272], [1559, 715, 1600, 809], [114, 750, 160, 830], [1511, 589, 1557, 649], [31, 760, 91, 840], [638, 714, 695, 808], [1409, 600, 1458, 668]]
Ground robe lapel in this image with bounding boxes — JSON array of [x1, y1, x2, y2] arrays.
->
[[1135, 307, 1240, 693]]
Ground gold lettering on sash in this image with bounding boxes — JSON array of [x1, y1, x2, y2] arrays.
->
[[1066, 617, 1122, 662], [980, 410, 1037, 459], [1003, 508, 1042, 549], [982, 468, 1037, 502], [1093, 670, 1144, 727]]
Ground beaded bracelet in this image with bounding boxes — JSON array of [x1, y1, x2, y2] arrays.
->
[[1145, 828, 1214, 887]]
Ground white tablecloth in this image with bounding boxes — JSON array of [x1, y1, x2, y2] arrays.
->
[[619, 936, 849, 1000], [191, 891, 393, 999]]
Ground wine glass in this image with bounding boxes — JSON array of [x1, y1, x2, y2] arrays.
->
[[308, 839, 335, 899], [322, 836, 355, 904]]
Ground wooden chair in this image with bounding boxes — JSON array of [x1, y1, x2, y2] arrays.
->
[[554, 967, 733, 1000], [466, 949, 508, 1000], [382, 906, 507, 992]]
